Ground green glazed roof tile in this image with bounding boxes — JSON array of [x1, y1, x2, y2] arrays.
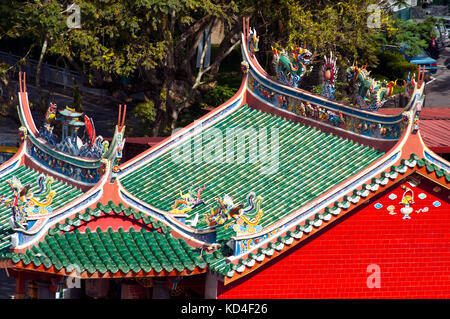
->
[[119, 104, 386, 235], [417, 159, 426, 167], [0, 165, 85, 250], [1, 220, 222, 275]]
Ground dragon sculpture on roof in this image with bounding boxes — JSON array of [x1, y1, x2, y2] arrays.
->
[[248, 27, 259, 56], [0, 175, 55, 230], [346, 62, 396, 110], [271, 44, 313, 88], [169, 185, 207, 215], [202, 192, 264, 234]]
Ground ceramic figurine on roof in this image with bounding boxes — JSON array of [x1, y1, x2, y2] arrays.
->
[[321, 51, 338, 100], [201, 192, 263, 233], [56, 107, 85, 156], [170, 185, 207, 215], [224, 192, 264, 234], [38, 103, 109, 159], [241, 60, 249, 73], [413, 114, 420, 134], [271, 43, 312, 88], [346, 62, 396, 110], [45, 102, 57, 123], [404, 72, 415, 98], [18, 126, 27, 141], [0, 175, 55, 230], [39, 102, 59, 146], [12, 72, 127, 187], [248, 27, 259, 56], [109, 104, 127, 183]]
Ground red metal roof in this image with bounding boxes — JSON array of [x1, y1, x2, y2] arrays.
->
[[377, 108, 450, 119], [378, 108, 450, 153], [122, 136, 166, 146], [420, 120, 450, 153], [104, 136, 166, 162], [105, 136, 165, 146]]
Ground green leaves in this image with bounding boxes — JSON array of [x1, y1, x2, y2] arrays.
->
[[200, 84, 237, 109], [376, 15, 437, 57], [254, 0, 384, 69], [133, 99, 157, 136], [372, 50, 417, 82]]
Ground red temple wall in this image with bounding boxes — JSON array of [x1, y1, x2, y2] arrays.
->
[[217, 176, 450, 299], [74, 214, 155, 233]]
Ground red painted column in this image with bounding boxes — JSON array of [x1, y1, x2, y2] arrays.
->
[[14, 272, 26, 299]]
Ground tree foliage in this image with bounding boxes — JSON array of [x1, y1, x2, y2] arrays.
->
[[374, 15, 438, 56], [1, 0, 242, 135], [249, 0, 384, 77], [0, 0, 437, 135]]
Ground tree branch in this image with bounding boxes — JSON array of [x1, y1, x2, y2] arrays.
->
[[35, 36, 48, 89], [175, 15, 214, 53], [193, 37, 241, 89]]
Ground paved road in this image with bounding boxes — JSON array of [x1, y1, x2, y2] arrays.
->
[[424, 46, 450, 108]]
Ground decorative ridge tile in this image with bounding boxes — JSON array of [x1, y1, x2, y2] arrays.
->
[[213, 156, 449, 278], [2, 226, 221, 276]]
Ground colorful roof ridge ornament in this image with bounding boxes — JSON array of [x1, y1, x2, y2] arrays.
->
[[68, 119, 85, 126], [346, 61, 396, 111], [110, 104, 127, 183], [84, 115, 96, 147], [199, 192, 263, 234], [271, 43, 312, 88], [18, 126, 27, 141], [169, 185, 207, 215], [248, 27, 259, 56], [45, 102, 57, 123], [0, 175, 55, 231], [321, 51, 338, 100], [58, 106, 83, 117], [37, 102, 110, 159], [411, 77, 425, 135], [243, 17, 259, 57], [225, 193, 264, 235], [241, 60, 249, 73], [403, 72, 415, 98]]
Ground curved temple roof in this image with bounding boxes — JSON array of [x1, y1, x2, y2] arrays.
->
[[120, 104, 384, 241], [0, 19, 449, 284], [1, 204, 222, 277], [0, 163, 84, 252]]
